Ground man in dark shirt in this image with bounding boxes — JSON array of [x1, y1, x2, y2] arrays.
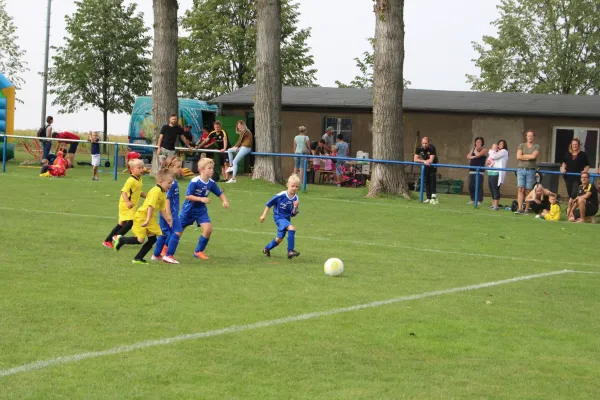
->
[[157, 114, 193, 165], [567, 172, 598, 222], [414, 136, 439, 204], [180, 125, 194, 148], [198, 120, 229, 179]]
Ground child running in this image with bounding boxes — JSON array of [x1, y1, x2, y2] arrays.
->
[[102, 159, 146, 249], [260, 174, 301, 259], [114, 170, 174, 264], [179, 158, 230, 260], [152, 156, 183, 264]]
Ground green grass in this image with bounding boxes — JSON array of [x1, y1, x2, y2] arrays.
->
[[1, 156, 599, 399]]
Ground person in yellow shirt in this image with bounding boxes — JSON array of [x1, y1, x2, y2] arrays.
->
[[102, 159, 146, 249], [114, 170, 174, 264], [540, 194, 561, 221]]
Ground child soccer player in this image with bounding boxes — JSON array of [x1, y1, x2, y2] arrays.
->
[[152, 156, 183, 264], [101, 159, 146, 249], [260, 174, 301, 259], [179, 158, 230, 260], [540, 193, 561, 221], [40, 159, 52, 177], [114, 170, 174, 264], [88, 131, 100, 180]]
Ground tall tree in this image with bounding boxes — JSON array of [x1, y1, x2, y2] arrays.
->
[[253, 0, 283, 184], [47, 0, 151, 141], [179, 0, 316, 100], [151, 0, 179, 172], [336, 37, 410, 89], [0, 0, 28, 98], [467, 0, 600, 95], [367, 0, 409, 198]]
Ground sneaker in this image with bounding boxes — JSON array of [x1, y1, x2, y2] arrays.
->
[[423, 199, 430, 204], [102, 241, 114, 249], [114, 235, 123, 252], [430, 199, 438, 205], [535, 214, 541, 219], [226, 166, 233, 173], [488, 205, 495, 209], [514, 210, 524, 215], [467, 201, 474, 205], [132, 259, 148, 265], [263, 248, 271, 257], [491, 206, 499, 211], [226, 178, 236, 183], [162, 255, 180, 264], [287, 250, 300, 259], [151, 255, 163, 261], [160, 245, 168, 257], [194, 251, 210, 260]]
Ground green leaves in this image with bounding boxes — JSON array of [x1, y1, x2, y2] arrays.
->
[[0, 0, 28, 98], [468, 0, 600, 94], [178, 0, 317, 100], [47, 0, 151, 118]]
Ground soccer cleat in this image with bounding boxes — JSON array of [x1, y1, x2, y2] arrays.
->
[[162, 255, 180, 264], [132, 259, 149, 265], [194, 251, 210, 260], [160, 245, 168, 257], [226, 166, 233, 173], [287, 250, 300, 259], [151, 255, 163, 261], [102, 241, 114, 249], [114, 235, 123, 252], [226, 178, 236, 183], [263, 248, 271, 257]]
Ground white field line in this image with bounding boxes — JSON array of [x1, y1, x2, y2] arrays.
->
[[1, 206, 599, 269], [0, 269, 573, 378]]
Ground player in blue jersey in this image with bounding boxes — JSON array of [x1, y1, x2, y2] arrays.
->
[[180, 158, 230, 260], [151, 156, 183, 264], [259, 174, 301, 259]]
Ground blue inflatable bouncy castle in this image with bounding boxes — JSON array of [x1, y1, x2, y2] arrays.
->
[[0, 72, 15, 161]]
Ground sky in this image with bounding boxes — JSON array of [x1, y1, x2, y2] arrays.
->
[[6, 0, 501, 134]]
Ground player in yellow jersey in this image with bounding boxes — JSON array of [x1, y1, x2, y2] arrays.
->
[[102, 159, 147, 249], [114, 170, 174, 264]]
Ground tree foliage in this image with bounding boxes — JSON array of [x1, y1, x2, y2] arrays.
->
[[179, 0, 317, 100], [48, 0, 151, 137], [0, 0, 28, 97], [468, 0, 600, 94], [336, 37, 410, 89]]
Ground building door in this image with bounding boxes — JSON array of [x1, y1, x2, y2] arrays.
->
[[552, 127, 600, 172]]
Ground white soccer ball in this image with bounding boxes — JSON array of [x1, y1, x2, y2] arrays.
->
[[324, 258, 344, 277]]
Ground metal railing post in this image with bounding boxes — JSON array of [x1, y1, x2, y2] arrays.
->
[[302, 156, 308, 192], [474, 167, 481, 208], [419, 164, 425, 202], [2, 135, 7, 173], [113, 143, 119, 181]]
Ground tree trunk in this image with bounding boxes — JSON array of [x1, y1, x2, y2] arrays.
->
[[252, 0, 283, 184], [151, 0, 179, 173], [367, 0, 409, 198]]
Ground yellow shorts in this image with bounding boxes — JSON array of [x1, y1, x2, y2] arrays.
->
[[119, 208, 135, 223], [131, 219, 162, 240]]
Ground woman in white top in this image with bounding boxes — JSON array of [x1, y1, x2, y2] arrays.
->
[[486, 139, 509, 210], [293, 126, 311, 177]]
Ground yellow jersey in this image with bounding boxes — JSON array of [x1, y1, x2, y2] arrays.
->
[[132, 185, 167, 239], [544, 204, 561, 221], [118, 175, 143, 221]]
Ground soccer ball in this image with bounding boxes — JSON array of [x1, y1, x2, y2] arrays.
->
[[324, 258, 344, 277]]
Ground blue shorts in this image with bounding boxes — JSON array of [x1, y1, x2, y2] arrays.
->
[[335, 161, 345, 176], [294, 156, 305, 169], [275, 218, 292, 239], [180, 211, 211, 229], [517, 168, 536, 190], [159, 215, 182, 235]]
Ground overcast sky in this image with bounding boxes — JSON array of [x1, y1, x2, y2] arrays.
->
[[6, 0, 500, 134]]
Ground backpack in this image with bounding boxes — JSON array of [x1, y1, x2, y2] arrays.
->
[[511, 200, 519, 212], [37, 125, 49, 138]]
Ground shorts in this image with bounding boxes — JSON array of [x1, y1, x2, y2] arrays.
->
[[180, 211, 211, 229], [517, 168, 536, 190], [91, 154, 101, 167], [131, 218, 162, 240], [574, 202, 599, 218], [160, 215, 183, 235], [275, 218, 292, 239], [217, 151, 228, 166], [67, 142, 79, 155], [294, 156, 306, 169], [119, 209, 136, 223], [159, 148, 177, 162], [335, 161, 345, 176]]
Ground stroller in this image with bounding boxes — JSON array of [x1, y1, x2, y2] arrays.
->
[[338, 163, 366, 188]]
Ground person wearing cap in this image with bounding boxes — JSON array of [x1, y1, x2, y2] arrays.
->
[[321, 126, 335, 153]]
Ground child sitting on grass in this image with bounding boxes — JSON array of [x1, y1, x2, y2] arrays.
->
[[540, 193, 561, 221], [39, 159, 52, 177]]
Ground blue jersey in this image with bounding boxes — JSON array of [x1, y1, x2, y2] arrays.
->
[[166, 179, 180, 217], [266, 191, 299, 221], [180, 176, 223, 216]]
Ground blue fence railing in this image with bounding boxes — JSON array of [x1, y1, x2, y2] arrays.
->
[[2, 134, 597, 208]]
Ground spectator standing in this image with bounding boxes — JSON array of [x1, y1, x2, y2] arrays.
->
[[414, 136, 439, 204], [466, 136, 488, 204], [334, 133, 349, 187], [225, 120, 254, 183], [52, 131, 80, 167], [293, 126, 311, 178], [321, 126, 335, 153], [567, 172, 599, 222], [515, 131, 540, 214], [157, 114, 193, 165], [41, 116, 53, 161], [560, 138, 590, 201], [486, 139, 509, 210], [198, 121, 229, 180], [88, 131, 101, 180], [180, 124, 194, 148]]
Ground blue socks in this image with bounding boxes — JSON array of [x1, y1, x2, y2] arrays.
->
[[166, 234, 181, 256], [196, 235, 209, 253], [287, 230, 295, 252], [154, 234, 169, 257], [265, 239, 279, 251]]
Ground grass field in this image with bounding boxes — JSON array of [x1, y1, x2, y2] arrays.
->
[[1, 153, 599, 399]]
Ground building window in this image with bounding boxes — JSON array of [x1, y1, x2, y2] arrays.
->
[[324, 117, 352, 151], [552, 127, 600, 171]]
